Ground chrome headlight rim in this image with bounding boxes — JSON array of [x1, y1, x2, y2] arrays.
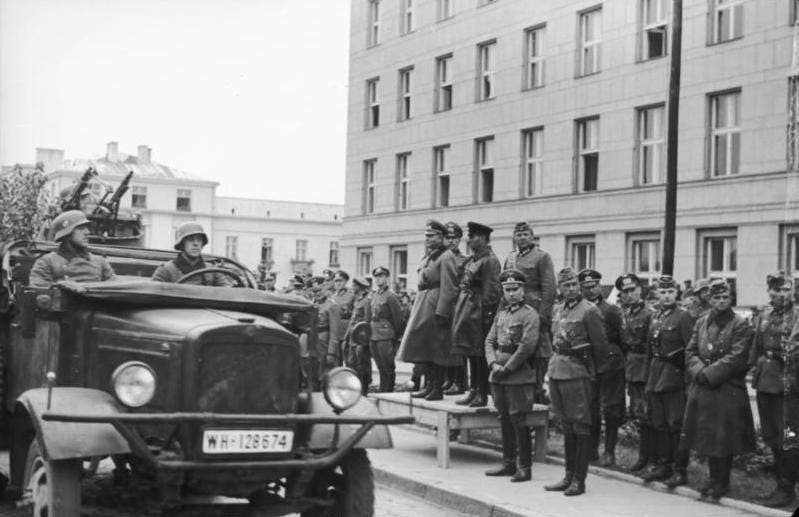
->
[[111, 361, 156, 408], [322, 367, 362, 412]]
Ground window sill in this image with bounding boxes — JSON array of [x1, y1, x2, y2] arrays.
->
[[434, 107, 453, 114], [522, 84, 545, 92], [575, 70, 601, 80], [476, 96, 496, 103], [707, 35, 743, 47], [635, 54, 667, 64]]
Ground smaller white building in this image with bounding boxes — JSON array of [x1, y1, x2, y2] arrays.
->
[[30, 143, 343, 286]]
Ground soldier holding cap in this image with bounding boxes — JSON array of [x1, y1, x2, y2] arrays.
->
[[503, 222, 556, 404], [451, 222, 502, 407], [442, 222, 468, 394], [751, 272, 799, 507], [579, 269, 625, 467], [545, 267, 609, 496], [680, 279, 755, 500], [615, 273, 655, 472], [484, 269, 540, 482], [370, 267, 404, 392], [641, 275, 695, 486], [343, 276, 372, 394], [30, 210, 116, 287], [151, 222, 227, 286], [306, 276, 343, 390], [332, 271, 355, 356], [398, 219, 460, 401]]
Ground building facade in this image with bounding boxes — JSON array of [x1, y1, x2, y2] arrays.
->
[[342, 0, 799, 305], [32, 143, 342, 286]]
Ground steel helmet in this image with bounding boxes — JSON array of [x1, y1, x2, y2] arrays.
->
[[174, 222, 208, 250], [351, 321, 372, 346], [51, 210, 91, 242]]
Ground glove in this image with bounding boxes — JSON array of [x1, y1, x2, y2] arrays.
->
[[695, 370, 711, 387], [491, 363, 508, 379]]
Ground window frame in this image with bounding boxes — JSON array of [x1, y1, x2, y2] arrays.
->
[[437, 0, 454, 21], [225, 236, 238, 260], [131, 185, 147, 209], [435, 54, 453, 112], [400, 0, 414, 35], [365, 77, 380, 129], [395, 152, 411, 211], [398, 66, 413, 121], [709, 0, 743, 45], [390, 245, 409, 292], [707, 89, 741, 178], [476, 40, 497, 102], [781, 224, 799, 279], [329, 241, 340, 267], [523, 24, 545, 90], [295, 239, 308, 262], [639, 0, 668, 60], [367, 0, 381, 47], [636, 103, 666, 185], [176, 188, 192, 212], [261, 237, 274, 263], [698, 228, 738, 279], [578, 7, 602, 77], [433, 144, 451, 208], [363, 159, 377, 214], [626, 231, 662, 284], [566, 234, 596, 271], [575, 116, 600, 192], [521, 127, 544, 197], [357, 247, 374, 280], [474, 136, 495, 203]]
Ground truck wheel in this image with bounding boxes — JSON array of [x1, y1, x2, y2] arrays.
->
[[23, 440, 81, 517], [302, 449, 375, 517]]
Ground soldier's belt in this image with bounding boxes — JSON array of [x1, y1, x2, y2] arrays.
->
[[498, 344, 519, 354], [554, 343, 590, 357]]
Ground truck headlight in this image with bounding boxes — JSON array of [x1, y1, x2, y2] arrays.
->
[[323, 367, 362, 412], [111, 361, 156, 408]]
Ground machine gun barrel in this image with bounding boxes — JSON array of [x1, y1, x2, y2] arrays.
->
[[106, 170, 134, 211], [61, 167, 97, 211]]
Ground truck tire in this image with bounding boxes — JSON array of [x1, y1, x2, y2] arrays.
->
[[23, 440, 81, 517], [302, 449, 375, 517]]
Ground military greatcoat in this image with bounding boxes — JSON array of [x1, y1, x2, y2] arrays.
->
[[30, 244, 115, 287], [397, 245, 459, 365], [451, 246, 502, 357], [680, 310, 756, 457]]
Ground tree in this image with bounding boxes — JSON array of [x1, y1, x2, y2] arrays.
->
[[0, 163, 57, 242]]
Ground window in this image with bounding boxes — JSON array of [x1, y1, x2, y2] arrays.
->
[[261, 238, 273, 263], [357, 247, 374, 278], [793, 0, 799, 25], [711, 0, 742, 43], [131, 186, 147, 208], [640, 0, 667, 59], [225, 236, 238, 260], [363, 159, 376, 214], [524, 25, 545, 89], [475, 137, 494, 203], [398, 67, 413, 121], [567, 235, 595, 271], [782, 225, 799, 278], [437, 0, 453, 20], [790, 76, 799, 172], [699, 228, 737, 278], [368, 0, 380, 46], [329, 241, 340, 267], [708, 90, 740, 177], [627, 232, 661, 284], [295, 239, 308, 261], [396, 152, 411, 210], [401, 0, 414, 34], [435, 54, 453, 112], [579, 8, 602, 76], [576, 117, 599, 192], [637, 105, 665, 185], [176, 189, 192, 212], [365, 78, 380, 129], [391, 245, 409, 292], [522, 128, 543, 197], [434, 145, 451, 207], [477, 41, 496, 101]]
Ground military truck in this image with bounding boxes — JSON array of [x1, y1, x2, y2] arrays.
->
[[0, 239, 412, 516]]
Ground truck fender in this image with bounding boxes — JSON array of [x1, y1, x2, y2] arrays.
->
[[15, 387, 131, 461], [306, 393, 393, 450]]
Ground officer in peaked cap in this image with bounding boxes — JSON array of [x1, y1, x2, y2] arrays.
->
[[442, 221, 468, 395], [484, 268, 539, 482], [640, 275, 696, 487], [503, 221, 556, 405], [452, 221, 502, 406], [344, 275, 372, 394], [29, 210, 116, 287], [332, 271, 354, 354], [752, 272, 799, 507], [578, 269, 625, 468], [545, 266, 609, 496], [369, 266, 404, 392], [397, 218, 459, 401]]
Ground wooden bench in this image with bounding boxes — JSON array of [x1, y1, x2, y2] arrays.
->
[[372, 392, 549, 469]]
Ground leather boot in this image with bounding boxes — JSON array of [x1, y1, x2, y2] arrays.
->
[[545, 433, 575, 491], [445, 364, 466, 394], [664, 431, 688, 488], [641, 430, 672, 482], [440, 367, 454, 392], [486, 417, 517, 476], [411, 376, 433, 398], [599, 417, 619, 467], [564, 434, 589, 496], [456, 358, 478, 405], [628, 424, 650, 471], [310, 358, 321, 391], [511, 423, 532, 482], [456, 389, 477, 405], [589, 414, 601, 463], [469, 357, 489, 407], [764, 448, 797, 507], [425, 365, 444, 401], [385, 372, 395, 393], [710, 456, 732, 500]]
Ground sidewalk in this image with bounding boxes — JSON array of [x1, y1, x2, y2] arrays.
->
[[371, 426, 794, 517]]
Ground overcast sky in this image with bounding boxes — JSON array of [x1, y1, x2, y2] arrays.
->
[[0, 0, 351, 204]]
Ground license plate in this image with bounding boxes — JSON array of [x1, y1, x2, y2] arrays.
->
[[202, 429, 294, 454]]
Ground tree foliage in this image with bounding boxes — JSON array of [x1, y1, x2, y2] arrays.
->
[[0, 164, 58, 242]]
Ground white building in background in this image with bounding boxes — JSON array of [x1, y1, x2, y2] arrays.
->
[[26, 143, 343, 285]]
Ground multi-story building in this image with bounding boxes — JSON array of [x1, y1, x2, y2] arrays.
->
[[342, 0, 799, 305], [27, 144, 342, 286]]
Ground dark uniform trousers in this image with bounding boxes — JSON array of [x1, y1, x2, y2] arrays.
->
[[370, 286, 404, 392], [345, 293, 372, 394], [621, 301, 654, 467], [485, 303, 540, 472]]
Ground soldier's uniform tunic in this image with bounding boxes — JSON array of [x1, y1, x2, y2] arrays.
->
[[346, 291, 372, 392], [315, 297, 342, 373], [332, 288, 355, 359], [30, 243, 115, 287], [370, 285, 404, 392]]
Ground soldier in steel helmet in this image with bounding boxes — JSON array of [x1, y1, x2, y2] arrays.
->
[[29, 210, 115, 287], [151, 222, 227, 286]]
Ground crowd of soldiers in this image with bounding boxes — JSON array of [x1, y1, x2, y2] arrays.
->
[[17, 206, 799, 507]]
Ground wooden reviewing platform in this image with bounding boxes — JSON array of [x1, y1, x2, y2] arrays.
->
[[371, 392, 549, 469]]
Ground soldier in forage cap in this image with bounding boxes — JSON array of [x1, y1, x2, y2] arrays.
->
[[369, 266, 404, 392], [544, 267, 609, 496], [578, 269, 625, 468], [503, 221, 555, 405], [751, 272, 799, 507], [397, 220, 460, 401], [484, 269, 540, 483], [680, 279, 755, 500], [342, 276, 372, 394], [441, 222, 468, 395]]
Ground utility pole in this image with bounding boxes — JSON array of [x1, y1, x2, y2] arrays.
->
[[662, 0, 682, 276]]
